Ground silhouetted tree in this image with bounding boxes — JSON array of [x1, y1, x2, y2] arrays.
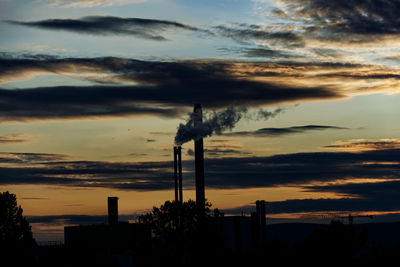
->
[[139, 199, 223, 266], [0, 191, 36, 265]]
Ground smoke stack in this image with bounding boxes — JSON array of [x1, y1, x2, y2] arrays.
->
[[108, 197, 118, 225], [177, 146, 183, 204], [173, 146, 183, 203], [174, 147, 178, 202], [194, 104, 205, 209]]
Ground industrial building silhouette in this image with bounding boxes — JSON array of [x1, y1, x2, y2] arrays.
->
[[65, 197, 267, 251]]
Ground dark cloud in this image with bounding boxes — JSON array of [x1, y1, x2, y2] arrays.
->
[[324, 139, 400, 151], [311, 48, 344, 59], [0, 55, 342, 121], [187, 148, 250, 157], [7, 16, 305, 46], [383, 55, 400, 62], [2, 149, 400, 191], [27, 214, 139, 225], [218, 47, 300, 59], [5, 16, 208, 41], [223, 196, 400, 215], [204, 148, 251, 157], [214, 24, 304, 47], [39, 0, 150, 8], [316, 73, 400, 80], [0, 85, 184, 121], [27, 215, 107, 225], [241, 48, 299, 58], [255, 180, 400, 214], [221, 179, 400, 215], [0, 159, 176, 191], [225, 125, 347, 137], [6, 16, 302, 47], [149, 131, 173, 136], [307, 180, 400, 200], [128, 153, 148, 157], [19, 197, 48, 200], [222, 165, 400, 215], [280, 0, 400, 38], [0, 134, 29, 144], [269, 198, 378, 214], [0, 152, 70, 163], [0, 151, 179, 191], [200, 149, 400, 189], [0, 53, 374, 82]]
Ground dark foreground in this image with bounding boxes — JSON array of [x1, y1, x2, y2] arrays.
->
[[29, 221, 400, 267]]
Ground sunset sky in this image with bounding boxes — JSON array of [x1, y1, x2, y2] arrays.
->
[[2, 0, 400, 241]]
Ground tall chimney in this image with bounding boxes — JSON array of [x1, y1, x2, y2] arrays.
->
[[174, 147, 178, 202], [177, 146, 183, 204], [108, 197, 118, 225], [193, 104, 205, 209]]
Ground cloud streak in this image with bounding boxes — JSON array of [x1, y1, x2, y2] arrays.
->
[[273, 0, 400, 45], [225, 125, 347, 137], [187, 148, 251, 158], [0, 134, 30, 144], [222, 179, 400, 215], [0, 86, 182, 121], [0, 55, 344, 121], [214, 23, 304, 47], [287, 0, 400, 34], [6, 16, 206, 41], [6, 16, 303, 47], [324, 139, 400, 151], [0, 156, 175, 191], [225, 196, 400, 215], [4, 149, 400, 215], [0, 152, 70, 163], [27, 214, 138, 226], [2, 149, 400, 191], [2, 54, 400, 122], [43, 0, 146, 8]]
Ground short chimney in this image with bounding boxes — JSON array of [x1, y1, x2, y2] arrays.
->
[[108, 197, 118, 225]]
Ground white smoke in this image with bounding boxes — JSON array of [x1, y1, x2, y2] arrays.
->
[[174, 106, 284, 145]]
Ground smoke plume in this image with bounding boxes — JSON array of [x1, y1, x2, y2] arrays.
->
[[174, 107, 283, 145]]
